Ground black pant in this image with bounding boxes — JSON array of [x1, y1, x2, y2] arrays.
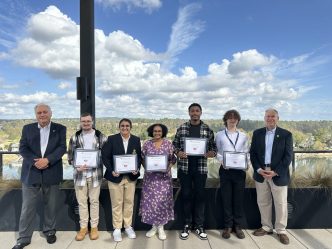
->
[[219, 167, 246, 228], [18, 183, 59, 244], [178, 169, 207, 228]]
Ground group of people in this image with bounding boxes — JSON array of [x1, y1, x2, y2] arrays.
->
[[12, 102, 293, 249]]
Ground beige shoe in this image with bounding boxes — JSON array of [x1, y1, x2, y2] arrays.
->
[[90, 227, 99, 240], [75, 227, 88, 241]]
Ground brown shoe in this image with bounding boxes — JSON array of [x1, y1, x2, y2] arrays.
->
[[222, 228, 232, 239], [75, 227, 88, 241], [90, 227, 99, 240], [278, 234, 289, 245], [253, 227, 273, 236], [234, 227, 245, 239]]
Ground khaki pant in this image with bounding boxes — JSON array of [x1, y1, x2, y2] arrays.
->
[[108, 177, 136, 229], [75, 177, 101, 228], [255, 178, 288, 234]]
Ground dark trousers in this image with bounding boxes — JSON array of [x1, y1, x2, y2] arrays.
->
[[178, 169, 207, 228], [18, 183, 59, 244], [219, 167, 246, 228]]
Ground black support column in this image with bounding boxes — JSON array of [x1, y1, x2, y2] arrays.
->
[[77, 0, 95, 121]]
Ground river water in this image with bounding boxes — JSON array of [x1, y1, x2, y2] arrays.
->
[[2, 155, 331, 180]]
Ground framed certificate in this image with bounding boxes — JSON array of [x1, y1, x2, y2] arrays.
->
[[184, 138, 207, 156], [113, 154, 137, 173], [74, 149, 99, 168], [145, 155, 168, 172], [223, 151, 248, 170]]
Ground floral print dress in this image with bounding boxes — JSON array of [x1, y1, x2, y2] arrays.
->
[[139, 139, 176, 226]]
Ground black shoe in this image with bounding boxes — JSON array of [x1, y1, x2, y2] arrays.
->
[[46, 233, 57, 244], [234, 227, 245, 239], [12, 242, 30, 249], [222, 228, 231, 239], [195, 226, 208, 240], [179, 224, 191, 240]]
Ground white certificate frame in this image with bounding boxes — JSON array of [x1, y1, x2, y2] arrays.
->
[[74, 149, 99, 168], [184, 138, 207, 156], [223, 151, 248, 170], [145, 155, 168, 172], [113, 154, 138, 174]]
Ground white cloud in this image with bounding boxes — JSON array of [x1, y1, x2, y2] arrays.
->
[[0, 91, 80, 118], [104, 30, 157, 61], [1, 5, 330, 120], [10, 5, 80, 79], [164, 3, 205, 69], [58, 81, 72, 89], [227, 49, 273, 75], [96, 0, 162, 13]]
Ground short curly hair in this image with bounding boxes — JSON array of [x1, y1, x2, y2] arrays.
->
[[223, 109, 241, 127], [147, 123, 168, 138]]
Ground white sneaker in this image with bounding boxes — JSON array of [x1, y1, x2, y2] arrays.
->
[[113, 229, 122, 242], [157, 225, 166, 240], [125, 226, 136, 239], [146, 225, 157, 238]]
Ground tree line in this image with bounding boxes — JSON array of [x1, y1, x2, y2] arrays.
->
[[0, 118, 331, 151]]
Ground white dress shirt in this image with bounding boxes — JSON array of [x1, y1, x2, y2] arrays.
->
[[215, 128, 249, 163], [38, 122, 51, 157], [264, 127, 276, 165], [82, 130, 96, 178], [121, 135, 131, 154]]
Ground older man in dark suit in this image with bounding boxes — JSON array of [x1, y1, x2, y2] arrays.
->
[[12, 103, 66, 249], [250, 108, 293, 245]]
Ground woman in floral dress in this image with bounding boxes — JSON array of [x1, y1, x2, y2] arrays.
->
[[139, 123, 176, 240]]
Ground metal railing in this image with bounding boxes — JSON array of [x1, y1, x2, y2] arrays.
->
[[1, 150, 332, 178]]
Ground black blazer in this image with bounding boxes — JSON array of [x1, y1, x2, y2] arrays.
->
[[250, 126, 293, 186], [102, 133, 142, 183], [19, 122, 67, 185]]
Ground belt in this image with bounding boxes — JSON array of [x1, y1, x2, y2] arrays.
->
[[264, 164, 271, 171]]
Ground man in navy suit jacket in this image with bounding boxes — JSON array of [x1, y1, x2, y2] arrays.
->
[[12, 104, 66, 249], [250, 108, 293, 245]]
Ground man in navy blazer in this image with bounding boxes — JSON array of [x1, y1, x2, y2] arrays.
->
[[102, 118, 142, 242], [250, 108, 293, 245], [12, 103, 66, 249]]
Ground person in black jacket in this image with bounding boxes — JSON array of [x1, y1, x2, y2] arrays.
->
[[12, 103, 66, 249], [102, 118, 142, 242], [250, 108, 293, 245]]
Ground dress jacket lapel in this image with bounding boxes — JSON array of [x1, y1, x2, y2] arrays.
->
[[33, 123, 42, 157], [259, 128, 266, 155], [116, 133, 126, 154], [271, 126, 281, 156]]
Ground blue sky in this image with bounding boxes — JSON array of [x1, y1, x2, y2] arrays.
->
[[0, 0, 331, 120]]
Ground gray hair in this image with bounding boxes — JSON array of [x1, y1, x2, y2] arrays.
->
[[34, 103, 52, 114], [265, 108, 279, 116]]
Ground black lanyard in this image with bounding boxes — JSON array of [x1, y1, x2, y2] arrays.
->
[[225, 130, 239, 152]]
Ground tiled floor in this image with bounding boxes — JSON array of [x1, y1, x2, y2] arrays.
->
[[2, 229, 332, 249]]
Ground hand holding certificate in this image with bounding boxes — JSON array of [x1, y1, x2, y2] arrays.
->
[[184, 138, 207, 156], [74, 149, 99, 168], [113, 154, 138, 174], [223, 151, 248, 170], [145, 155, 168, 172]]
